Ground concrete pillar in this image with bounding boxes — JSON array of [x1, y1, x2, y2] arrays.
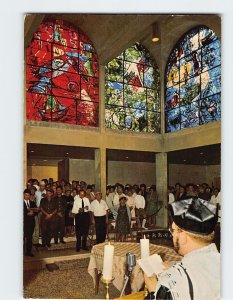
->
[[155, 152, 168, 228], [58, 159, 69, 181], [95, 148, 106, 196]]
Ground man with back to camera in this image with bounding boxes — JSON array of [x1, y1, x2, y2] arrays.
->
[[144, 197, 220, 300]]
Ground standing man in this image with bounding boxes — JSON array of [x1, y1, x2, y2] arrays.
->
[[23, 189, 38, 257], [53, 186, 67, 244], [144, 197, 220, 300], [72, 190, 92, 251], [33, 181, 46, 247], [91, 192, 108, 244], [40, 189, 57, 247], [135, 188, 147, 229]]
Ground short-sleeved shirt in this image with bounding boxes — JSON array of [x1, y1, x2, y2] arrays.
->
[[72, 196, 91, 214], [135, 194, 145, 209], [40, 197, 57, 214], [53, 195, 67, 214], [91, 199, 108, 217]]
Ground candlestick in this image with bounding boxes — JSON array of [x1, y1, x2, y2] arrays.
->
[[102, 242, 115, 280], [140, 235, 150, 259], [101, 275, 114, 299]]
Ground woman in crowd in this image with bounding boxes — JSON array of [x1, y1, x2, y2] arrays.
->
[[64, 189, 74, 236], [30, 186, 37, 202], [114, 195, 131, 242], [145, 185, 158, 227], [86, 185, 95, 202], [177, 185, 187, 201], [140, 184, 147, 202], [205, 186, 212, 201]]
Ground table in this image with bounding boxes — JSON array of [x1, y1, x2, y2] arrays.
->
[[88, 242, 181, 294]]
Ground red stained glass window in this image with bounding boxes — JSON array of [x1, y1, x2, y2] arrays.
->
[[26, 19, 99, 126]]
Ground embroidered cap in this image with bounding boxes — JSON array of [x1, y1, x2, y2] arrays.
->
[[168, 197, 218, 235], [119, 195, 127, 201]]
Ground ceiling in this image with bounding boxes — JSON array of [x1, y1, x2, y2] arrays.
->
[[27, 143, 220, 166], [25, 14, 220, 66]]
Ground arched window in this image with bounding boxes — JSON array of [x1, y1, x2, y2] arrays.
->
[[165, 26, 221, 132], [26, 19, 99, 126], [105, 43, 160, 133]]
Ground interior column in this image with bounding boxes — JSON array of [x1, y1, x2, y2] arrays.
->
[[95, 148, 106, 196], [155, 152, 168, 228]]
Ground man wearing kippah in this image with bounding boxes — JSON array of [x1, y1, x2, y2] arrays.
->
[[144, 197, 220, 300]]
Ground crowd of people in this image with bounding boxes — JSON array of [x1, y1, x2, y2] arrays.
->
[[167, 182, 221, 208], [24, 178, 221, 299], [23, 178, 221, 257], [23, 178, 160, 256]]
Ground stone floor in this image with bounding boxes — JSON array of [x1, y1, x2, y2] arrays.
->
[[23, 226, 160, 298], [24, 258, 120, 299]]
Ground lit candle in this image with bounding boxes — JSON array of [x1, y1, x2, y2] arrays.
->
[[102, 243, 115, 280], [140, 235, 150, 259]]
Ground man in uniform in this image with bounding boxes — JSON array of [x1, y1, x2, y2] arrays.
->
[[53, 186, 67, 244], [144, 197, 220, 300], [40, 189, 57, 247]]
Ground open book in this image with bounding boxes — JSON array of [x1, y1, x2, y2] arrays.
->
[[137, 254, 165, 277]]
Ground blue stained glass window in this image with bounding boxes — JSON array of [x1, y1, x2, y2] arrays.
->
[[105, 43, 160, 133], [165, 26, 221, 132]]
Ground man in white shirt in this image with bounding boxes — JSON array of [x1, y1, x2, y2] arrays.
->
[[72, 190, 92, 251], [126, 189, 136, 228], [91, 191, 108, 244], [144, 198, 220, 300], [135, 189, 147, 229]]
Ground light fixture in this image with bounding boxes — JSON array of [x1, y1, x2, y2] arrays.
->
[[66, 152, 69, 155], [200, 152, 204, 155], [152, 22, 160, 43], [30, 150, 34, 153], [125, 156, 129, 159], [43, 159, 47, 162], [183, 159, 186, 162]]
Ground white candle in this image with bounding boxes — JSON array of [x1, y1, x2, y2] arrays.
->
[[140, 235, 150, 259], [102, 243, 115, 280]]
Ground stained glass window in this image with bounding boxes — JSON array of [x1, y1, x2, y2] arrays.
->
[[26, 19, 99, 126], [105, 43, 160, 133], [165, 26, 221, 132]]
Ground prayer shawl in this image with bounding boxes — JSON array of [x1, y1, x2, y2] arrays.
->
[[154, 243, 220, 300]]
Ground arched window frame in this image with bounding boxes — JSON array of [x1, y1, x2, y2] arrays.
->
[[105, 42, 161, 133], [26, 18, 99, 127], [165, 25, 221, 133]]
